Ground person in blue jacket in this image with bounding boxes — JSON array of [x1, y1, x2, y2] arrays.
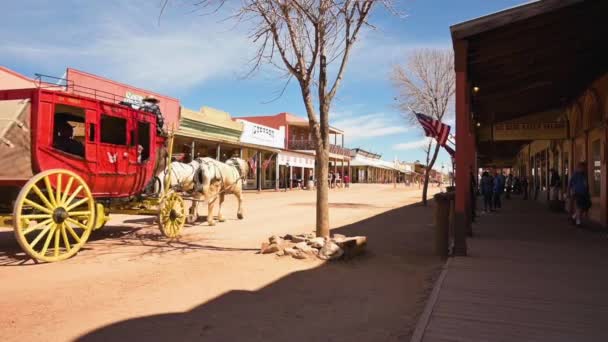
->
[[569, 162, 591, 227], [493, 171, 505, 210]]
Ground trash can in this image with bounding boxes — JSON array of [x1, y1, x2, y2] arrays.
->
[[307, 180, 315, 190]]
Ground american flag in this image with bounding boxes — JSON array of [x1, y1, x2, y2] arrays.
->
[[248, 154, 258, 175], [262, 154, 274, 170], [414, 112, 451, 146]]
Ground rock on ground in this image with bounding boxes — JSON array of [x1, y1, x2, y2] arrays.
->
[[318, 240, 344, 260]]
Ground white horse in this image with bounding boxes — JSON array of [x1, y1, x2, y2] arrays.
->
[[191, 157, 249, 226], [154, 159, 201, 195]]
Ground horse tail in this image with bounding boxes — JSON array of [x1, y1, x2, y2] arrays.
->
[[193, 166, 204, 193]]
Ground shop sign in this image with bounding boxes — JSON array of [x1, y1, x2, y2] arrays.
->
[[493, 122, 567, 141], [239, 120, 284, 149], [278, 153, 315, 168], [123, 91, 144, 107]]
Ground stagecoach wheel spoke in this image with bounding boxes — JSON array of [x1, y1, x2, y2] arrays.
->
[[31, 184, 54, 210], [21, 214, 52, 220], [60, 224, 72, 252], [43, 175, 57, 207], [53, 226, 61, 257], [40, 224, 56, 257], [22, 218, 53, 235], [56, 174, 62, 206], [64, 221, 82, 243], [13, 169, 94, 262], [61, 176, 75, 205], [66, 197, 88, 212], [29, 223, 54, 249], [23, 199, 53, 215], [67, 211, 92, 217], [64, 185, 83, 209]]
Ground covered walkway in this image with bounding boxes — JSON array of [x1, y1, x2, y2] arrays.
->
[[415, 198, 608, 341]]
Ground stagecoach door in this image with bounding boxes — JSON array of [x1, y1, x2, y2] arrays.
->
[[126, 110, 154, 193], [84, 108, 97, 167], [97, 107, 131, 195]]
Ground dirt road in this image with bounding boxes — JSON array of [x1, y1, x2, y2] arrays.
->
[[0, 184, 441, 342]]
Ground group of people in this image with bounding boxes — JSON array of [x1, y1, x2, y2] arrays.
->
[[329, 172, 350, 189], [479, 171, 532, 212], [475, 163, 591, 227], [480, 171, 509, 212]]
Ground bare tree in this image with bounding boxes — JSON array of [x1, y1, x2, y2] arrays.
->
[[166, 0, 393, 237], [392, 48, 455, 206]]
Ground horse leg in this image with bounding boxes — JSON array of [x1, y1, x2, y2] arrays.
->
[[207, 197, 217, 226], [206, 182, 221, 226], [236, 190, 244, 220], [187, 194, 200, 224], [218, 193, 226, 222]]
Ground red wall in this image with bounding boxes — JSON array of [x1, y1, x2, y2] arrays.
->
[[66, 68, 180, 128]]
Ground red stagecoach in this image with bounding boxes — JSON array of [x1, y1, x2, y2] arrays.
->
[[0, 81, 186, 262]]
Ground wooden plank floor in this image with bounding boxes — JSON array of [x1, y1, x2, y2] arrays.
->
[[421, 198, 608, 342]]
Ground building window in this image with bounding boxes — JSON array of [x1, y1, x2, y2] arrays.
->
[[592, 139, 601, 196]]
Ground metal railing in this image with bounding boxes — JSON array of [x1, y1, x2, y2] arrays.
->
[[288, 139, 350, 156], [34, 73, 140, 107]]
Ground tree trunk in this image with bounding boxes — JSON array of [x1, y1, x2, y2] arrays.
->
[[315, 147, 330, 237], [422, 142, 442, 206]]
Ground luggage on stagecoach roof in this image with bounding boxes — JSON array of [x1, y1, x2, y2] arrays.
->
[[0, 98, 33, 179]]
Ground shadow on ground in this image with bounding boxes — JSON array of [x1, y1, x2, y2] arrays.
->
[[76, 202, 442, 342], [290, 202, 382, 209]]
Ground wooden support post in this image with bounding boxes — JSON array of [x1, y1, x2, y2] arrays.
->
[[191, 141, 195, 162], [454, 39, 469, 257], [216, 144, 221, 160], [434, 192, 452, 258], [257, 151, 262, 192]]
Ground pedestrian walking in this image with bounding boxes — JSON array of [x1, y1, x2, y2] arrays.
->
[[568, 162, 591, 227], [493, 171, 505, 209], [550, 168, 561, 200], [505, 174, 513, 199], [480, 171, 494, 212], [522, 176, 529, 200]]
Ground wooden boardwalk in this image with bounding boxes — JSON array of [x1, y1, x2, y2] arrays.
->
[[418, 198, 608, 342]]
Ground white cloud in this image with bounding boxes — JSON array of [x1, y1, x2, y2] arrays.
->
[[392, 137, 432, 151], [0, 1, 256, 94], [344, 31, 451, 81], [332, 111, 408, 141]]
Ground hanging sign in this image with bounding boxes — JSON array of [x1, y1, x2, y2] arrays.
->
[[493, 122, 567, 141]]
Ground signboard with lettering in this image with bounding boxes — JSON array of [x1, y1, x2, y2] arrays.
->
[[238, 119, 285, 149], [493, 122, 567, 141]]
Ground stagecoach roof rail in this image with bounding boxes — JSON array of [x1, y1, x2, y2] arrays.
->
[[34, 73, 145, 106]]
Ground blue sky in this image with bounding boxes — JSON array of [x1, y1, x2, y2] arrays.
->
[[0, 0, 526, 169]]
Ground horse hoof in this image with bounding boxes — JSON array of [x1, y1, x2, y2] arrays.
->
[[208, 221, 216, 226], [219, 217, 226, 223], [186, 215, 198, 224], [237, 213, 244, 220]]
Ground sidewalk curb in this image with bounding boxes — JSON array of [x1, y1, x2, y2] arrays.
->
[[410, 257, 452, 342]]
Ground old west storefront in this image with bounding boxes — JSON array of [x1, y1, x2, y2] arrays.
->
[[451, 0, 608, 254], [175, 107, 281, 191], [239, 112, 350, 185], [237, 119, 284, 190]]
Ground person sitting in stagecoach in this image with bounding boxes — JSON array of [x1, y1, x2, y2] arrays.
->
[[140, 95, 165, 136], [53, 121, 84, 157]]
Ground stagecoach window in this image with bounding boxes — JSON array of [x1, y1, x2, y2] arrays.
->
[[52, 107, 85, 157], [100, 114, 127, 145], [137, 122, 150, 162]]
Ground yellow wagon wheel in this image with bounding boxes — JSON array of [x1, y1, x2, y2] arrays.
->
[[13, 169, 95, 262], [158, 192, 186, 238]]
